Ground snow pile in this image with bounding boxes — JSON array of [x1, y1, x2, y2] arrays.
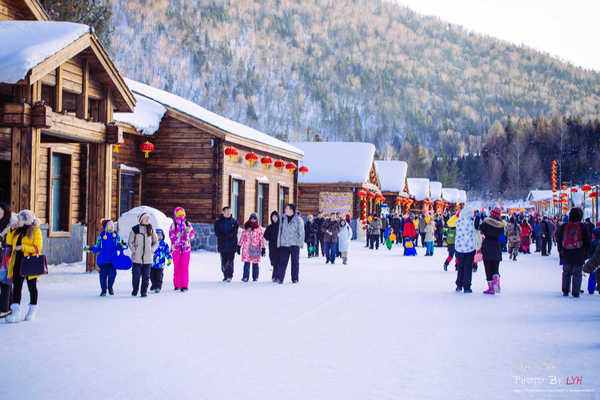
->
[[374, 160, 407, 192], [526, 190, 553, 202], [458, 190, 467, 203], [117, 206, 173, 247], [114, 93, 166, 135], [406, 178, 430, 201], [442, 188, 459, 203], [290, 142, 376, 184], [0, 21, 90, 83], [125, 78, 303, 156], [429, 181, 442, 201]]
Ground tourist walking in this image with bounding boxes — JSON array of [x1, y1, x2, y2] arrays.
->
[[424, 216, 435, 256], [304, 214, 318, 257], [86, 219, 124, 296], [454, 206, 476, 293], [264, 211, 280, 282], [443, 214, 457, 270], [323, 214, 340, 264], [506, 217, 521, 261], [169, 207, 195, 291], [0, 203, 17, 319], [238, 213, 266, 282], [214, 206, 239, 282], [151, 229, 172, 293], [338, 218, 353, 265], [129, 212, 159, 296], [276, 204, 305, 284], [479, 206, 507, 295], [557, 208, 591, 298]]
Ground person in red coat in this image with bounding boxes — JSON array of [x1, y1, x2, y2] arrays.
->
[[402, 217, 417, 256], [520, 221, 532, 254], [237, 213, 266, 282]]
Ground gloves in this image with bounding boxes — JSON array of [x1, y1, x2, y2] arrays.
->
[[236, 245, 241, 255], [261, 248, 266, 257]]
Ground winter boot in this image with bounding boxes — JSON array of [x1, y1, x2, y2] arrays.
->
[[6, 304, 21, 323], [24, 305, 38, 321], [492, 274, 501, 293], [100, 290, 107, 297], [108, 288, 114, 295], [443, 261, 448, 271], [483, 281, 495, 295]]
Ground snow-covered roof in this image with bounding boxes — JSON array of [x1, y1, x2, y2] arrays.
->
[[0, 21, 90, 84], [429, 181, 442, 201], [442, 188, 459, 203], [374, 160, 408, 192], [406, 178, 430, 201], [527, 190, 553, 202], [458, 190, 467, 203], [124, 78, 302, 156], [114, 93, 166, 135], [290, 142, 376, 184]]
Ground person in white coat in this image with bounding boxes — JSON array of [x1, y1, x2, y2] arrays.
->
[[454, 206, 476, 293], [337, 219, 353, 265]]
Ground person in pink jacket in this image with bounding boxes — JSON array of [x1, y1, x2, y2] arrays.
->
[[237, 213, 266, 282], [169, 207, 195, 292]]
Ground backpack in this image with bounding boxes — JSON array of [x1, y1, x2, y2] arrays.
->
[[562, 222, 583, 250]]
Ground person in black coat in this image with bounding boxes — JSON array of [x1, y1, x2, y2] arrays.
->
[[314, 212, 325, 257], [264, 211, 280, 281], [434, 216, 444, 247], [556, 208, 591, 298], [479, 206, 507, 295], [540, 216, 554, 256], [304, 215, 318, 257], [214, 206, 239, 282], [390, 214, 402, 244]]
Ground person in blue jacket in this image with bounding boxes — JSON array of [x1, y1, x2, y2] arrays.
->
[[86, 219, 125, 296], [151, 229, 172, 293]]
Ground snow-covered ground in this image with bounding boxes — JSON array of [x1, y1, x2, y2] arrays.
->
[[2, 242, 599, 399]]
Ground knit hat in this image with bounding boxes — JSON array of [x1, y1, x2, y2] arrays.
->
[[490, 206, 502, 220], [174, 207, 186, 219], [249, 213, 258, 220], [138, 212, 149, 224], [101, 219, 111, 230], [17, 209, 39, 226]]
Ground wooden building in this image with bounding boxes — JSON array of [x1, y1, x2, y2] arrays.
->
[[0, 0, 136, 269], [374, 160, 408, 213], [113, 79, 304, 229], [291, 142, 380, 237]]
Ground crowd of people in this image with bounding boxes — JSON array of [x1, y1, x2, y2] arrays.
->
[[2, 199, 600, 323]]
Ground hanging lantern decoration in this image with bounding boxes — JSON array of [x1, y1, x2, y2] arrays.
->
[[140, 141, 154, 159], [113, 142, 123, 153], [570, 187, 578, 194], [274, 159, 285, 172], [299, 166, 309, 176], [245, 152, 259, 166], [560, 192, 568, 198], [375, 194, 385, 204], [561, 185, 568, 191], [590, 191, 597, 199], [551, 160, 558, 193], [260, 156, 273, 169], [285, 162, 297, 174], [581, 184, 592, 193], [358, 189, 368, 200], [224, 146, 239, 161]]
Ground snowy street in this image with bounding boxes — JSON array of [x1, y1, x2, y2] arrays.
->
[[2, 241, 599, 400]]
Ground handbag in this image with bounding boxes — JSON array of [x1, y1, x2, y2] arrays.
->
[[20, 245, 48, 277], [474, 250, 483, 263], [114, 247, 133, 270], [248, 231, 261, 258]]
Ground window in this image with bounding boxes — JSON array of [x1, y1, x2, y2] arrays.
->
[[278, 185, 289, 214], [88, 98, 101, 122], [119, 172, 138, 215], [41, 85, 55, 110], [62, 91, 78, 114], [256, 183, 268, 226], [48, 151, 72, 235], [230, 178, 245, 222]]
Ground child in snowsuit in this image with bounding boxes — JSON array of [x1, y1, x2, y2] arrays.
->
[[151, 229, 172, 293], [169, 207, 195, 292], [237, 213, 266, 282], [383, 226, 393, 250], [444, 215, 457, 270], [87, 219, 124, 296]]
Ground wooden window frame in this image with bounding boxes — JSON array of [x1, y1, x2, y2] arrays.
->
[[117, 167, 142, 217], [230, 176, 245, 223], [278, 184, 289, 214], [47, 148, 73, 237], [255, 181, 269, 227]]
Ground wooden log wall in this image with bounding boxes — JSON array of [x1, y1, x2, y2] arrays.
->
[[222, 142, 296, 225], [0, 127, 10, 160], [297, 183, 360, 218], [142, 115, 218, 222], [0, 0, 34, 20], [110, 133, 145, 220]]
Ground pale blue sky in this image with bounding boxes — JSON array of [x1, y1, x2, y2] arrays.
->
[[397, 0, 600, 71]]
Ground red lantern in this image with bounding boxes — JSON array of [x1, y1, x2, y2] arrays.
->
[[570, 187, 578, 194], [299, 166, 309, 176], [260, 156, 273, 168], [113, 142, 123, 153], [561, 185, 567, 191], [367, 192, 375, 200], [140, 141, 154, 158], [225, 146, 239, 161], [274, 159, 285, 172], [285, 162, 297, 174], [590, 191, 597, 199], [581, 184, 592, 192], [245, 152, 259, 166], [358, 189, 367, 200]]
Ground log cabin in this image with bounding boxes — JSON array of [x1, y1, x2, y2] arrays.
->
[[373, 160, 408, 214], [406, 178, 431, 214], [290, 141, 381, 238], [0, 0, 136, 270], [113, 79, 304, 248]]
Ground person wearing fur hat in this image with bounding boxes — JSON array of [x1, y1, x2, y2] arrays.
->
[[169, 207, 195, 292], [129, 212, 159, 297], [479, 206, 507, 295], [5, 210, 43, 322], [85, 219, 125, 296], [237, 213, 266, 282], [0, 203, 18, 318], [151, 229, 172, 293]]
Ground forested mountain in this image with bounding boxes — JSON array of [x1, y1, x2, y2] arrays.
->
[[42, 0, 600, 196]]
